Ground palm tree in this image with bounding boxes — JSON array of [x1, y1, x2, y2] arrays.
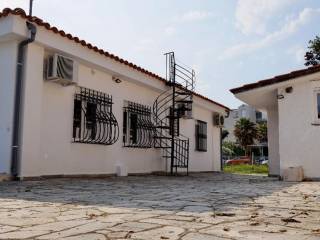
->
[[234, 118, 257, 155], [256, 122, 268, 143]]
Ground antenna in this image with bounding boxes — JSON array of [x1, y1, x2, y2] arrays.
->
[[29, 0, 34, 16]]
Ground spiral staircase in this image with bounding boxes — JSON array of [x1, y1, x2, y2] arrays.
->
[[153, 52, 195, 175]]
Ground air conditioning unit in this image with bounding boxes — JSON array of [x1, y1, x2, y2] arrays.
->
[[45, 54, 78, 86], [213, 113, 224, 127]]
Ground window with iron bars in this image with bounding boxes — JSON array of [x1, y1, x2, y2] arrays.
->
[[72, 87, 119, 145], [195, 120, 207, 152], [123, 101, 155, 148]]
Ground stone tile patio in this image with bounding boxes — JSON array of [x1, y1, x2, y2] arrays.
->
[[0, 173, 319, 239]]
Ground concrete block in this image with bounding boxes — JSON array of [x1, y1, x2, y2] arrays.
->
[[283, 166, 304, 182], [0, 173, 11, 182], [115, 164, 128, 177]]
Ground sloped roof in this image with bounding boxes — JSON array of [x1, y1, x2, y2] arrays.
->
[[230, 65, 320, 94], [0, 8, 229, 111]]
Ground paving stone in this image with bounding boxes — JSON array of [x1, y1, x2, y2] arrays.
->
[[0, 173, 318, 239], [97, 207, 134, 214], [130, 226, 185, 240], [37, 221, 116, 239], [24, 220, 89, 232], [0, 230, 49, 239], [157, 215, 195, 221], [106, 231, 132, 239], [182, 232, 228, 240], [183, 205, 213, 213], [109, 221, 159, 232], [200, 221, 312, 240], [62, 233, 106, 240], [0, 225, 19, 233], [97, 213, 136, 223], [0, 217, 55, 227], [140, 218, 210, 230], [95, 229, 111, 235]]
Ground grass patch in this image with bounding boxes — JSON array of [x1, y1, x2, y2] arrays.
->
[[223, 164, 269, 175]]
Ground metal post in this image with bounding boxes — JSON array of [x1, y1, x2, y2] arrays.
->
[[220, 128, 223, 171], [29, 0, 34, 16], [170, 53, 176, 175]]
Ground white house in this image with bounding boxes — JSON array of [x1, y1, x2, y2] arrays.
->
[[224, 104, 266, 142], [231, 65, 320, 180], [0, 8, 229, 180]]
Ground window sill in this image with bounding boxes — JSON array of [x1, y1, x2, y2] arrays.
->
[[196, 149, 207, 152]]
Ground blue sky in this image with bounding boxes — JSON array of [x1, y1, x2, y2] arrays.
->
[[1, 0, 320, 108]]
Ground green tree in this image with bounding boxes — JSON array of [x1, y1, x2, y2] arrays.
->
[[222, 145, 234, 156], [234, 118, 257, 155], [256, 122, 268, 143], [222, 141, 245, 157], [305, 35, 320, 66]]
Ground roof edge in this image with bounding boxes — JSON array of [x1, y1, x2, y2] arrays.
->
[[230, 65, 320, 94], [0, 8, 230, 111]]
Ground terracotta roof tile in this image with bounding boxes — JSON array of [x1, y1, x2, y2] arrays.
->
[[0, 8, 229, 111], [230, 65, 320, 94]]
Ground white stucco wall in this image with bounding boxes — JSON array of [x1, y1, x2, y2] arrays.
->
[[0, 15, 227, 177], [267, 106, 280, 176], [19, 46, 164, 176], [0, 40, 18, 174], [278, 80, 320, 179], [234, 72, 320, 179], [17, 44, 224, 177], [181, 107, 221, 172]]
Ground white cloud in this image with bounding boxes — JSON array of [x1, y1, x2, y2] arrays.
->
[[287, 45, 306, 64], [221, 8, 320, 59], [164, 26, 176, 36], [235, 0, 296, 35], [174, 11, 213, 23], [134, 38, 157, 53]]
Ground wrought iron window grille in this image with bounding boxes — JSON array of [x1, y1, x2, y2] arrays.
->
[[123, 101, 155, 148], [72, 87, 119, 145], [195, 120, 207, 152]]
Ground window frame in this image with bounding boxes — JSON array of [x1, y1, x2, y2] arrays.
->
[[72, 87, 119, 145], [195, 120, 207, 152], [312, 88, 320, 124], [73, 99, 82, 139], [86, 102, 97, 139], [123, 101, 154, 148]]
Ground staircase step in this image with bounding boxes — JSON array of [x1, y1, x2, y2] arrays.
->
[[154, 146, 171, 149], [173, 108, 192, 112], [155, 126, 171, 129], [154, 136, 172, 140], [176, 100, 193, 104], [166, 115, 180, 119], [175, 91, 191, 95], [166, 81, 183, 87]]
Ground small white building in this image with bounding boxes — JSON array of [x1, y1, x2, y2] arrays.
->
[[231, 65, 320, 180], [224, 104, 266, 142], [0, 8, 229, 179]]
